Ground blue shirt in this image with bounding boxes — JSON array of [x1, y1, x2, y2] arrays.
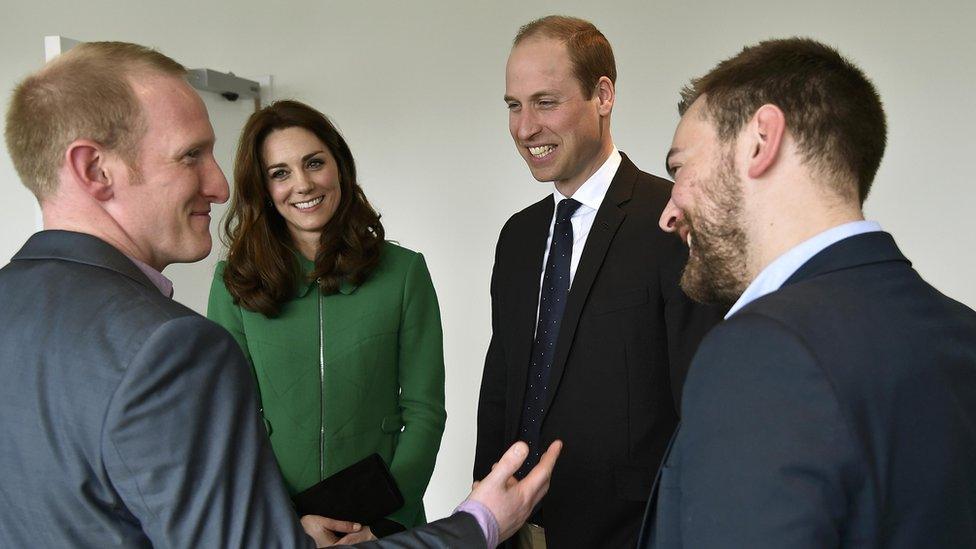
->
[[726, 220, 882, 319]]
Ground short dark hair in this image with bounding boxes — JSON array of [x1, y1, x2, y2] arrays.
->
[[222, 100, 384, 317], [679, 37, 886, 203], [514, 15, 616, 98]]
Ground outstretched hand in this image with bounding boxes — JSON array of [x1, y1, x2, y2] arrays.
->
[[468, 440, 562, 541]]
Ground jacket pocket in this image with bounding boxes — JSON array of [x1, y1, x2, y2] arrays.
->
[[591, 286, 649, 316], [380, 413, 404, 433]]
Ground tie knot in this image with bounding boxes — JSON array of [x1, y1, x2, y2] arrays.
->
[[556, 198, 582, 224]]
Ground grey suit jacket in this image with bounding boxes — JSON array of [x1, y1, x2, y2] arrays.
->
[[638, 232, 976, 548], [0, 230, 483, 548]]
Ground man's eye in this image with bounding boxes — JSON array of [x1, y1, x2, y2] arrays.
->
[[183, 149, 201, 163], [538, 100, 556, 108], [506, 102, 520, 111]]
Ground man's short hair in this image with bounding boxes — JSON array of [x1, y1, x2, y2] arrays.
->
[[4, 41, 186, 200], [679, 37, 886, 204], [514, 15, 616, 99]]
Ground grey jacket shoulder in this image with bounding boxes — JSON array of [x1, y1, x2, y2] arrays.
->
[[0, 231, 313, 548]]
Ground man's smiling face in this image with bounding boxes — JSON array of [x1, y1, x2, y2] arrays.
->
[[661, 97, 750, 305], [505, 36, 607, 192], [108, 73, 229, 270]]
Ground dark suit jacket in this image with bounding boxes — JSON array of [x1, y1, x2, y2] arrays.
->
[[475, 154, 723, 548], [0, 230, 482, 548], [639, 231, 976, 548]]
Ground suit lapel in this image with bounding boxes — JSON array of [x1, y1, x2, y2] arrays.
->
[[504, 198, 555, 442], [636, 423, 682, 548], [539, 155, 638, 422]]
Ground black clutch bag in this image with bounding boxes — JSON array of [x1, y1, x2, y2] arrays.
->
[[291, 453, 404, 525]]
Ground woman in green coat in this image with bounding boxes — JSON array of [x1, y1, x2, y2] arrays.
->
[[207, 100, 445, 543]]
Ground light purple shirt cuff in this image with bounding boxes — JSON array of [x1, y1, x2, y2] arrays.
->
[[454, 499, 500, 549]]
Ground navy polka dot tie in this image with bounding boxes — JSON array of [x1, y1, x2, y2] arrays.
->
[[517, 197, 582, 478]]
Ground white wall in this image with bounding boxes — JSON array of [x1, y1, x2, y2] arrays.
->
[[2, 0, 974, 520]]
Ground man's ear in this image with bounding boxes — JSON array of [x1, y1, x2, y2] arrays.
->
[[746, 104, 786, 179], [595, 76, 615, 116], [64, 140, 115, 201]]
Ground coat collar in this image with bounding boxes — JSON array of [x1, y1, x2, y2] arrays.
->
[[782, 231, 910, 288], [293, 251, 360, 298], [11, 230, 157, 291]]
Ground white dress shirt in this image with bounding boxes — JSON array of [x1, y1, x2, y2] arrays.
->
[[535, 148, 621, 329]]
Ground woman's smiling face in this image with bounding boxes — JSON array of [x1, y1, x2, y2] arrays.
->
[[262, 126, 342, 247]]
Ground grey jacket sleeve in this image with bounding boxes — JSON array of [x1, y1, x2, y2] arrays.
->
[[100, 315, 485, 549], [348, 512, 486, 548], [101, 316, 315, 548]]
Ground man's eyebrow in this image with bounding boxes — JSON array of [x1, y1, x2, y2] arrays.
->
[[531, 89, 558, 97], [503, 90, 561, 104], [665, 147, 680, 178], [176, 137, 214, 158]]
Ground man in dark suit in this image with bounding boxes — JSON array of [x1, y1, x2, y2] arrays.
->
[[0, 40, 560, 549], [475, 16, 723, 548], [639, 37, 976, 548]]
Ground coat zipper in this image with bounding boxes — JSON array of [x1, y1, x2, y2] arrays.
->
[[317, 278, 326, 480]]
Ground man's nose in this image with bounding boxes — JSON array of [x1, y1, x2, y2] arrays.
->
[[659, 197, 682, 233], [514, 110, 542, 142], [204, 156, 229, 204]]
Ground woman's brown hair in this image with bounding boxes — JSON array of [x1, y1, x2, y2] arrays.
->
[[221, 100, 384, 317]]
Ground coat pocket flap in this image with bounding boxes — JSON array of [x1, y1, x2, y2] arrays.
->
[[380, 413, 404, 433]]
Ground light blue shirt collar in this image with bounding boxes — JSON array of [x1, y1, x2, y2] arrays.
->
[[725, 220, 882, 319]]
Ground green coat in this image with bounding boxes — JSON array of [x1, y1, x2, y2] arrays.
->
[[207, 243, 445, 528]]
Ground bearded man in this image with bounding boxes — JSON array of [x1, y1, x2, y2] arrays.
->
[[638, 37, 976, 548]]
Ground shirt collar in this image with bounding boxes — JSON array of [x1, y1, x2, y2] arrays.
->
[[552, 147, 621, 211], [124, 255, 174, 298], [726, 220, 882, 319]]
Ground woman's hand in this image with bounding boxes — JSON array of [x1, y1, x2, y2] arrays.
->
[[299, 515, 363, 547]]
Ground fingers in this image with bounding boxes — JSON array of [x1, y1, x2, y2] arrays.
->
[[300, 514, 362, 534], [299, 515, 340, 547], [482, 441, 530, 486], [519, 440, 562, 497], [336, 526, 377, 544]]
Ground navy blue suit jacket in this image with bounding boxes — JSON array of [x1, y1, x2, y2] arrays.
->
[[639, 232, 976, 548]]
